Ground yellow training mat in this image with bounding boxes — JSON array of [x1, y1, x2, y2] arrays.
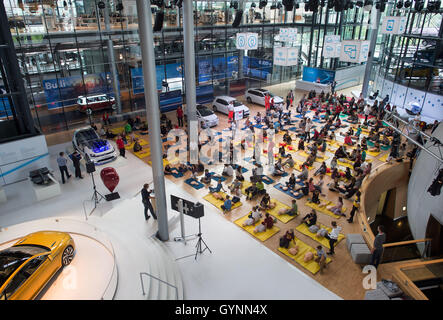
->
[[203, 192, 243, 211], [305, 201, 347, 219], [234, 214, 280, 242], [296, 223, 345, 248], [266, 199, 296, 223], [378, 153, 389, 162], [125, 139, 149, 150], [278, 237, 331, 275], [109, 127, 124, 135], [293, 158, 314, 171], [366, 150, 381, 157], [241, 180, 253, 196], [298, 151, 330, 162], [133, 148, 151, 159], [148, 157, 180, 166], [336, 159, 354, 169], [326, 140, 341, 148]]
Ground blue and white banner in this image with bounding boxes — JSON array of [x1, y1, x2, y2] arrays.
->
[[302, 66, 335, 84], [274, 47, 298, 66], [381, 16, 407, 35], [236, 33, 258, 50], [339, 40, 370, 63]]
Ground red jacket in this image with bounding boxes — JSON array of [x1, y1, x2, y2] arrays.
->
[[116, 138, 125, 149]]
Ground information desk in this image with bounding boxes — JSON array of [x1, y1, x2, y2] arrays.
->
[[296, 80, 331, 93]]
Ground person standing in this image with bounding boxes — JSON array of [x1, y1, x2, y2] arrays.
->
[[330, 80, 337, 95], [315, 245, 327, 274], [347, 191, 361, 223], [116, 135, 126, 158], [57, 152, 71, 184], [363, 104, 371, 124], [141, 183, 157, 220], [265, 93, 271, 115], [305, 118, 312, 142], [176, 105, 184, 127], [371, 225, 386, 268], [72, 150, 83, 179], [325, 221, 341, 255], [102, 112, 110, 126], [286, 91, 291, 110]]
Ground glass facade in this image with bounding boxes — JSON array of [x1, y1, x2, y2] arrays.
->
[[4, 0, 440, 135], [374, 1, 442, 94]]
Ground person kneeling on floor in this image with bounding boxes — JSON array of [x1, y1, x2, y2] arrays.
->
[[221, 195, 232, 214], [242, 206, 262, 226], [279, 229, 296, 249], [254, 213, 275, 233], [315, 245, 327, 274]]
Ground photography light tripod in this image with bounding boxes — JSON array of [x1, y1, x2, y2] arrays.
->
[[193, 217, 212, 260], [89, 170, 105, 213], [176, 217, 212, 261]]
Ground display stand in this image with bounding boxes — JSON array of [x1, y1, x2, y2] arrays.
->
[[30, 173, 61, 201], [173, 199, 196, 244]]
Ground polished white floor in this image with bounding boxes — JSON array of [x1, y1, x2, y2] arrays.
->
[[0, 140, 340, 300]]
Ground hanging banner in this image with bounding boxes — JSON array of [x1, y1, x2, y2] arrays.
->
[[286, 47, 298, 66], [236, 33, 258, 50], [323, 35, 341, 58], [339, 40, 370, 63], [279, 28, 297, 42], [381, 16, 407, 35], [273, 47, 288, 66]]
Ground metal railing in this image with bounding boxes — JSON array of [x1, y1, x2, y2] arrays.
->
[[381, 238, 433, 264], [139, 272, 179, 300]]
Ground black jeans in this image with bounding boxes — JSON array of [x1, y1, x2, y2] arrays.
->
[[325, 234, 337, 253], [59, 165, 70, 183], [74, 164, 82, 178], [371, 249, 383, 268], [178, 116, 183, 127], [143, 200, 157, 220], [348, 206, 357, 222], [119, 147, 126, 157]]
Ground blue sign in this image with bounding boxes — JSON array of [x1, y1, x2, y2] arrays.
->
[[131, 62, 183, 94], [386, 19, 395, 32], [159, 89, 182, 113], [42, 72, 116, 109], [302, 66, 335, 84], [244, 56, 272, 80], [0, 86, 12, 117], [196, 85, 214, 104], [198, 56, 238, 83]]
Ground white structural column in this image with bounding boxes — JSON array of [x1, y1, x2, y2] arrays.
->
[[361, 8, 381, 99], [104, 1, 122, 113], [136, 0, 169, 241], [183, 0, 197, 130]]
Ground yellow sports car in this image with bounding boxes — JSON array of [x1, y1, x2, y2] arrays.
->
[[0, 231, 75, 300]]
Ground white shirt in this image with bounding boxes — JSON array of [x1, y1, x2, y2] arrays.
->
[[328, 226, 342, 240], [223, 166, 234, 176]]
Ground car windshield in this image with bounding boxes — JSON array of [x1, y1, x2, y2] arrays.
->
[[198, 107, 213, 116], [233, 101, 243, 107], [77, 129, 99, 143], [0, 246, 47, 288], [405, 109, 416, 116]]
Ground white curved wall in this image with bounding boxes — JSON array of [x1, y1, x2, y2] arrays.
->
[[407, 123, 443, 241]]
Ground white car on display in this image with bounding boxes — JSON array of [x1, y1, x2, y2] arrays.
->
[[72, 127, 117, 165], [196, 104, 219, 128], [244, 88, 285, 108], [212, 96, 250, 118]]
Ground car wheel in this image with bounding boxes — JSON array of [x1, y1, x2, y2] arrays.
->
[[61, 245, 75, 266], [247, 97, 252, 104], [213, 105, 217, 112]]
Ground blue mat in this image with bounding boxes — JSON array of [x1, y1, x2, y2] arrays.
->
[[261, 175, 275, 185], [273, 183, 304, 199], [312, 119, 322, 123], [254, 124, 263, 129], [170, 171, 184, 178], [162, 137, 168, 142], [288, 127, 298, 132], [244, 157, 253, 162], [209, 172, 227, 182], [295, 114, 303, 118], [184, 178, 205, 190], [232, 164, 248, 173], [214, 131, 222, 136]]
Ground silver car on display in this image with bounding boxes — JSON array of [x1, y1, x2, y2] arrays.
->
[[245, 88, 285, 108], [72, 127, 117, 165], [212, 96, 250, 118], [196, 104, 219, 128]]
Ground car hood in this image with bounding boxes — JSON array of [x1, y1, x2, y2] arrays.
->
[[272, 96, 284, 104], [234, 104, 249, 112], [14, 231, 70, 251], [201, 114, 218, 121]]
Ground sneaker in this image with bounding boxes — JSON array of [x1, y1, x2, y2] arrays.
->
[[327, 251, 334, 255]]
